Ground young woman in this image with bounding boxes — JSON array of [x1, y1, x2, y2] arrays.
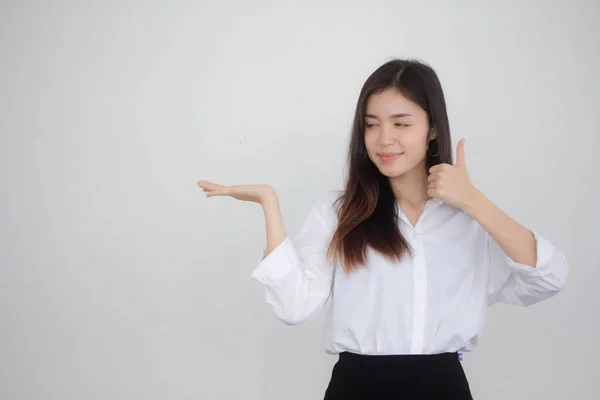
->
[[198, 59, 569, 399]]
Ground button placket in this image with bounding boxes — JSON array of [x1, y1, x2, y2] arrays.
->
[[411, 230, 428, 354]]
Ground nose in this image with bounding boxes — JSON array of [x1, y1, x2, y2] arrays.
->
[[378, 125, 395, 146]]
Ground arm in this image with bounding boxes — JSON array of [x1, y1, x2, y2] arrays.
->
[[251, 192, 337, 325], [464, 190, 537, 266], [427, 140, 568, 306], [429, 139, 536, 266], [465, 192, 569, 306], [261, 190, 287, 254], [197, 181, 336, 324]]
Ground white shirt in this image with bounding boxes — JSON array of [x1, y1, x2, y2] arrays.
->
[[250, 191, 569, 356]]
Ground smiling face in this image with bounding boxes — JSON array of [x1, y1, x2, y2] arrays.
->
[[364, 87, 435, 179]]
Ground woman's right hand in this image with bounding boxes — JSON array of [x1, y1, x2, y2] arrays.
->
[[198, 180, 286, 254], [197, 180, 276, 205]]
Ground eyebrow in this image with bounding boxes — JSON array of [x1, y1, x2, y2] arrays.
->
[[365, 113, 412, 119]]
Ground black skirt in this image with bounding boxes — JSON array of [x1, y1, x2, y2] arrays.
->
[[324, 351, 473, 399]]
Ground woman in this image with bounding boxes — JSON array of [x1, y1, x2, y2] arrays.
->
[[198, 59, 569, 399]]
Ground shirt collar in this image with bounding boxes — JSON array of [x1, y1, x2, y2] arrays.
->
[[427, 198, 444, 207]]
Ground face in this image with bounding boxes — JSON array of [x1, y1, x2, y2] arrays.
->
[[364, 87, 434, 178]]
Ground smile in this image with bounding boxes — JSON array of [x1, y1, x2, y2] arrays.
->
[[378, 153, 403, 164]]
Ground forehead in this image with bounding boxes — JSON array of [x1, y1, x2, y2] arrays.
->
[[365, 88, 424, 117]]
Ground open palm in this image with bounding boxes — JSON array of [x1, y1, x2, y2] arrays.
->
[[197, 180, 275, 204]]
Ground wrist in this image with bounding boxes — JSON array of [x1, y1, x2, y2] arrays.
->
[[260, 186, 279, 207], [462, 189, 488, 217]]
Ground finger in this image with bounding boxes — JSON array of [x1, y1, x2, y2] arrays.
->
[[455, 138, 466, 167], [206, 189, 231, 198], [197, 180, 214, 189], [428, 173, 442, 182], [429, 163, 450, 174], [198, 180, 226, 191]]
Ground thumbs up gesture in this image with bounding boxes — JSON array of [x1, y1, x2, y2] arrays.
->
[[427, 139, 479, 210]]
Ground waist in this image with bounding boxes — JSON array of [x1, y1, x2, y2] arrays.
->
[[339, 351, 461, 366], [328, 351, 472, 398]]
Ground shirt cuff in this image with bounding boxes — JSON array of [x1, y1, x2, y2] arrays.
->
[[503, 231, 556, 278], [250, 237, 300, 287]]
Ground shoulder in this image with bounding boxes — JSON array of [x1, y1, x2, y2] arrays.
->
[[314, 189, 343, 206], [309, 190, 343, 227], [312, 189, 343, 210]]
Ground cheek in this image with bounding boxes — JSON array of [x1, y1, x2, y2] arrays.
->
[[363, 131, 378, 153], [398, 132, 428, 165], [401, 129, 428, 151]]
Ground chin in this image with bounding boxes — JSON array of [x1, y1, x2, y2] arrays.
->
[[376, 163, 410, 178]]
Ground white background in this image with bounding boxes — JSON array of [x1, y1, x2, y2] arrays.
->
[[1, 1, 598, 399]]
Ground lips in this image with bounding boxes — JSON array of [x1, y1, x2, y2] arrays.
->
[[378, 152, 403, 165]]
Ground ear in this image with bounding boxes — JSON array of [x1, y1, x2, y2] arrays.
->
[[428, 127, 438, 141]]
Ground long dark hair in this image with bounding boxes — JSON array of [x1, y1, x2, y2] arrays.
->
[[327, 59, 454, 273]]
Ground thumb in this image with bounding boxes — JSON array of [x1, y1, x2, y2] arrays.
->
[[455, 138, 466, 167]]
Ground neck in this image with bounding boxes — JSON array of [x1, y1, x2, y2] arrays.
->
[[389, 163, 430, 207]]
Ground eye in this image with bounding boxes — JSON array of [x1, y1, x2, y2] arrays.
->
[[365, 123, 378, 128], [395, 123, 410, 127]]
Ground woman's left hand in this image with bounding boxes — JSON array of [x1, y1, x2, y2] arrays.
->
[[427, 139, 480, 210]]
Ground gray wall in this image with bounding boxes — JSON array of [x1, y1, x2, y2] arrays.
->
[[1, 1, 597, 399]]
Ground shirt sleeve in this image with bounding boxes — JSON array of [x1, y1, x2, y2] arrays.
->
[[487, 231, 569, 307], [250, 195, 337, 325]]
